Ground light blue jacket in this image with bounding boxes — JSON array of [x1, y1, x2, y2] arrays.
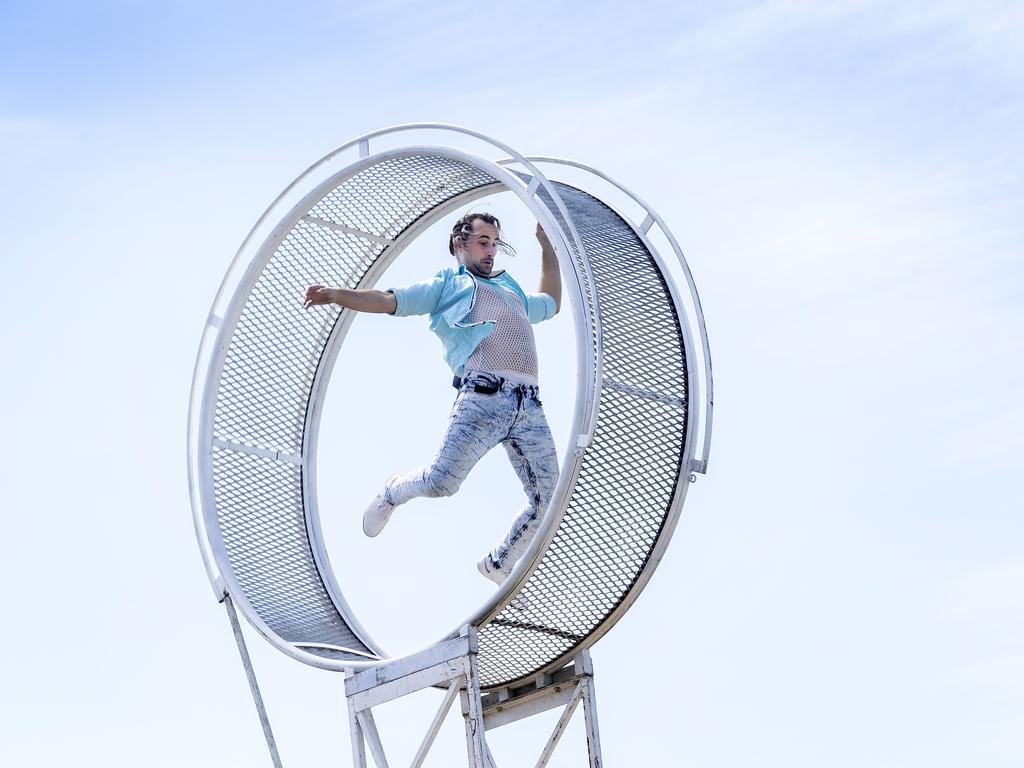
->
[[389, 265, 557, 376]]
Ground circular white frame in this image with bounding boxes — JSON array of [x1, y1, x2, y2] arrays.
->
[[187, 124, 713, 682]]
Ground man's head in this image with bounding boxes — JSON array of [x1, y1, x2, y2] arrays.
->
[[449, 212, 514, 278]]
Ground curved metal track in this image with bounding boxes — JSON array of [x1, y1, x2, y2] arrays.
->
[[187, 124, 712, 689]]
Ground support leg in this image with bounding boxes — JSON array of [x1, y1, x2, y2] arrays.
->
[[356, 710, 390, 768], [224, 595, 283, 768], [460, 653, 488, 767], [346, 673, 368, 768], [581, 673, 603, 768]]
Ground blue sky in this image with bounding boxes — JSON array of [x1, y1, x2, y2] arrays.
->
[[1, 2, 1022, 766]]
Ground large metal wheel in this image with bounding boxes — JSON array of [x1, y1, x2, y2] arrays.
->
[[187, 124, 713, 689]]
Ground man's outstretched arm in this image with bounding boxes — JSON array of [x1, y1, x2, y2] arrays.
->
[[536, 224, 561, 314], [303, 284, 397, 314]]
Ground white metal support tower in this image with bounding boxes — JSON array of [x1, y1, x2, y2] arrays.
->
[[344, 627, 602, 767]]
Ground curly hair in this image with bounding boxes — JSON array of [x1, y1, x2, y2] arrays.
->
[[448, 212, 516, 257]]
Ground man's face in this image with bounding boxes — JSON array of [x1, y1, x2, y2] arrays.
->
[[455, 219, 499, 277]]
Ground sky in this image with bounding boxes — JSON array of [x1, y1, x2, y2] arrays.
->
[[1, 1, 1022, 766]]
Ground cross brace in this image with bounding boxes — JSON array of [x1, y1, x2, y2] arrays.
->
[[344, 627, 603, 768]]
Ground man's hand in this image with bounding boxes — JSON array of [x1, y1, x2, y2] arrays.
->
[[536, 223, 553, 252], [303, 284, 336, 310]]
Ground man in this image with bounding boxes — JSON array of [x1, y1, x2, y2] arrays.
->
[[303, 212, 561, 585]]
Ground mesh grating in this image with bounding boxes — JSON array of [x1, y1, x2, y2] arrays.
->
[[476, 183, 688, 687], [530, 178, 599, 380], [212, 447, 368, 654], [208, 155, 498, 655]]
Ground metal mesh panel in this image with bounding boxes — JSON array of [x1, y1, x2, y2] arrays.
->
[[477, 183, 688, 687], [212, 447, 368, 655], [529, 176, 599, 381], [308, 155, 495, 241], [208, 155, 498, 655]]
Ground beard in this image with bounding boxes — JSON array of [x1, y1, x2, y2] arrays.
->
[[465, 257, 493, 278]]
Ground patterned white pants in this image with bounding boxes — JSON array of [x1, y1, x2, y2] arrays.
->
[[384, 372, 560, 575]]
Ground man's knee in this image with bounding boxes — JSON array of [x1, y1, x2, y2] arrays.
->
[[422, 466, 461, 498]]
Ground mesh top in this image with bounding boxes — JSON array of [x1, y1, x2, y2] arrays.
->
[[464, 278, 539, 385], [200, 151, 690, 685]]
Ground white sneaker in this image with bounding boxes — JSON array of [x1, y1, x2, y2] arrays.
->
[[477, 555, 506, 585], [362, 483, 396, 537], [478, 556, 531, 611]]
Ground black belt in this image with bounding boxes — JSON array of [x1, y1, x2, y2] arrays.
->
[[453, 373, 505, 395]]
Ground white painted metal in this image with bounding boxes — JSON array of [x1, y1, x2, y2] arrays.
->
[[461, 651, 488, 768], [478, 650, 600, 736], [581, 676, 602, 768], [292, 642, 380, 660], [603, 376, 686, 409], [352, 659, 472, 714], [356, 710, 390, 768], [535, 680, 584, 768], [345, 636, 475, 695], [211, 438, 301, 465], [186, 319, 225, 595], [342, 634, 604, 768], [301, 215, 396, 244], [483, 684, 578, 731], [345, 635, 475, 704], [410, 677, 464, 768], [224, 595, 284, 768], [345, 628, 493, 768], [347, 693, 368, 768], [479, 649, 603, 766]]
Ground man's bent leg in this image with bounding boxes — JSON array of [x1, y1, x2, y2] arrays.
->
[[484, 397, 559, 576], [385, 391, 508, 507]]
